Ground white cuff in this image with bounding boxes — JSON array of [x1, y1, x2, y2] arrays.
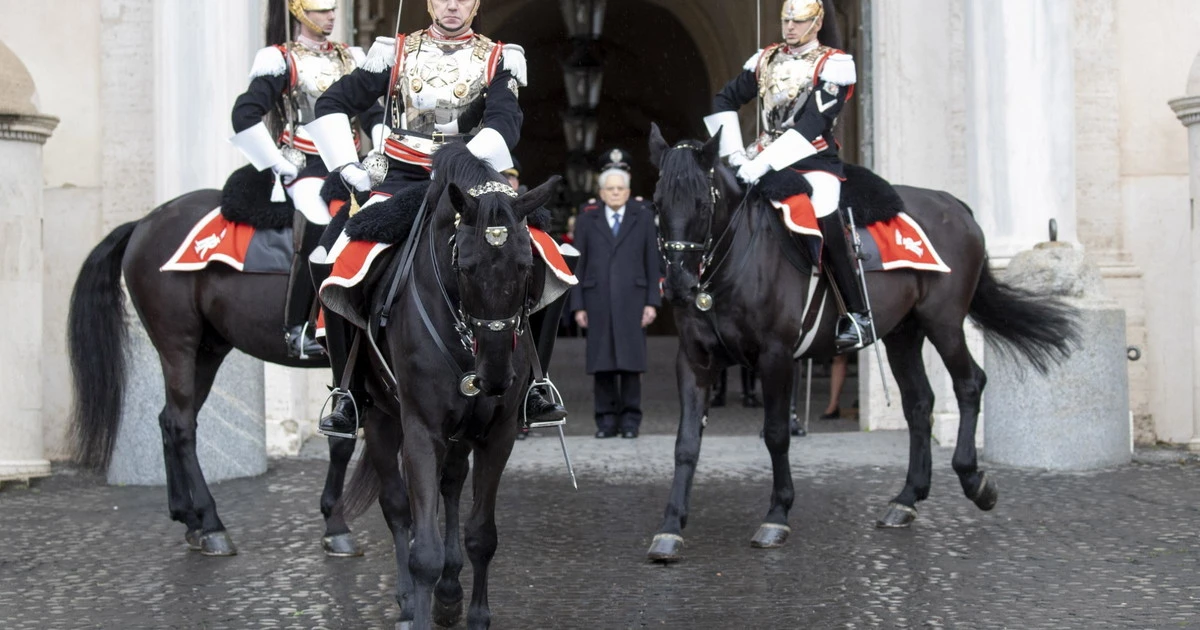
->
[[229, 122, 285, 171], [434, 120, 461, 135], [703, 111, 745, 158], [370, 124, 388, 149], [466, 127, 513, 172], [760, 130, 818, 171], [304, 113, 360, 171]]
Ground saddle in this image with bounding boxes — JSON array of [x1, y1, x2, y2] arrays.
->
[[758, 162, 907, 226]]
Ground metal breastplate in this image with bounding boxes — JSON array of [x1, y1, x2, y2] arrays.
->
[[395, 33, 493, 135], [289, 43, 354, 124], [758, 45, 830, 135]]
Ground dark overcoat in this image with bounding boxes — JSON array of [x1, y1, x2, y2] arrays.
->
[[568, 199, 662, 374]]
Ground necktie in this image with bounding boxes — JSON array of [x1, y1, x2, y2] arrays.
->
[[612, 212, 622, 236]]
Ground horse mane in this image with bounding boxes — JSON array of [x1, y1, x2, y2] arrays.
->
[[657, 142, 717, 207], [427, 143, 517, 231]]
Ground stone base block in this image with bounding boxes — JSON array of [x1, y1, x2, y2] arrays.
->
[[0, 459, 51, 483], [984, 306, 1131, 471], [107, 324, 267, 486]]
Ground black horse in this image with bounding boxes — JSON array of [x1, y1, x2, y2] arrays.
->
[[644, 124, 1079, 562], [336, 144, 558, 630], [68, 189, 359, 557]]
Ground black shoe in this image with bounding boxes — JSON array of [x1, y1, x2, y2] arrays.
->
[[819, 407, 841, 420], [835, 313, 874, 353], [595, 430, 617, 439], [318, 396, 358, 438], [742, 393, 762, 408], [286, 325, 325, 359], [525, 387, 567, 425], [621, 430, 639, 439]]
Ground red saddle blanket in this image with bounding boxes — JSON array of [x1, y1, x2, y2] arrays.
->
[[161, 208, 292, 274], [774, 194, 951, 273]]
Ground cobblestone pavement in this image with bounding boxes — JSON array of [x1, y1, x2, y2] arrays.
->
[[2, 431, 1199, 629], [3, 336, 1199, 628]]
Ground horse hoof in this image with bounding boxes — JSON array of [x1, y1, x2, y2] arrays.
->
[[875, 502, 918, 528], [750, 523, 790, 548], [322, 533, 363, 557], [199, 531, 238, 556], [432, 596, 464, 628], [185, 529, 202, 551], [647, 533, 684, 563], [972, 473, 999, 511]]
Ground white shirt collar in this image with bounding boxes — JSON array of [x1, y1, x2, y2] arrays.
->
[[605, 205, 625, 223]]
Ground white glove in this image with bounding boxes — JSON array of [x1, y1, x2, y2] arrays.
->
[[271, 160, 299, 185], [727, 151, 750, 169], [736, 156, 771, 185], [340, 163, 372, 192]]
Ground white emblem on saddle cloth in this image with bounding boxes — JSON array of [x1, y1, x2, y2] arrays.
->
[[194, 230, 227, 259], [895, 230, 924, 257]]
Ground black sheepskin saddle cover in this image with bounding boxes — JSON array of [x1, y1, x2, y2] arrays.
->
[[757, 163, 905, 226], [219, 164, 295, 230], [343, 182, 432, 245]]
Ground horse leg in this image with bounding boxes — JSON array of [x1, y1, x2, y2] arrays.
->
[[923, 317, 996, 511], [433, 441, 471, 628], [363, 411, 416, 622], [876, 320, 935, 528], [647, 346, 710, 563], [318, 436, 361, 557], [750, 353, 797, 549], [462, 435, 515, 630], [400, 422, 446, 630], [157, 342, 236, 556]]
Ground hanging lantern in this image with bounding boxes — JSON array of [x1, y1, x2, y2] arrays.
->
[[560, 0, 608, 39]]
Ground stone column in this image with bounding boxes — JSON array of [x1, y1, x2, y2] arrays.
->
[[965, 0, 1077, 260], [0, 43, 58, 482], [104, 1, 271, 482], [1168, 51, 1200, 451]]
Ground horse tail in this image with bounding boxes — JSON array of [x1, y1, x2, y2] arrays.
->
[[968, 259, 1081, 374], [68, 221, 139, 471], [337, 447, 382, 522]]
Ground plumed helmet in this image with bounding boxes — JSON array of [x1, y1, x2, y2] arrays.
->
[[289, 0, 337, 33], [781, 0, 824, 22]]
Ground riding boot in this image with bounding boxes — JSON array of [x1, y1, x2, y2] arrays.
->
[[524, 292, 568, 427], [317, 309, 365, 438], [284, 215, 327, 358], [710, 369, 727, 407], [817, 211, 874, 353], [741, 367, 761, 408]]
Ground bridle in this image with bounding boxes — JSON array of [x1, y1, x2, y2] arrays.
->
[[659, 142, 755, 307], [431, 185, 529, 357]]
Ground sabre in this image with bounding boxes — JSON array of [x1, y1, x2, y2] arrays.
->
[[380, 0, 405, 126], [804, 358, 813, 434], [755, 0, 762, 139], [845, 206, 891, 406]]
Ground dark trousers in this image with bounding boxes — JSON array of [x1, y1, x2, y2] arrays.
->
[[594, 370, 642, 433]]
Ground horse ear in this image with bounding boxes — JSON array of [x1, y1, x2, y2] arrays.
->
[[447, 183, 479, 224], [700, 129, 722, 170], [514, 175, 562, 220], [648, 122, 670, 171]]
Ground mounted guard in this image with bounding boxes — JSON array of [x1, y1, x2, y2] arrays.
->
[[704, 0, 871, 353], [229, 0, 382, 358], [305, 0, 572, 438]]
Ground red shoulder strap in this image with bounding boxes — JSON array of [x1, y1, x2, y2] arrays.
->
[[276, 44, 297, 93], [485, 39, 504, 84], [386, 33, 409, 100]]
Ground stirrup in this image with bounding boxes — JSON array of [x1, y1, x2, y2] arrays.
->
[[318, 388, 360, 439], [524, 378, 567, 429], [288, 322, 325, 360], [835, 314, 873, 353]]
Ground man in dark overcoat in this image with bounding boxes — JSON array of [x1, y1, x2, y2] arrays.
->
[[569, 149, 662, 438]]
